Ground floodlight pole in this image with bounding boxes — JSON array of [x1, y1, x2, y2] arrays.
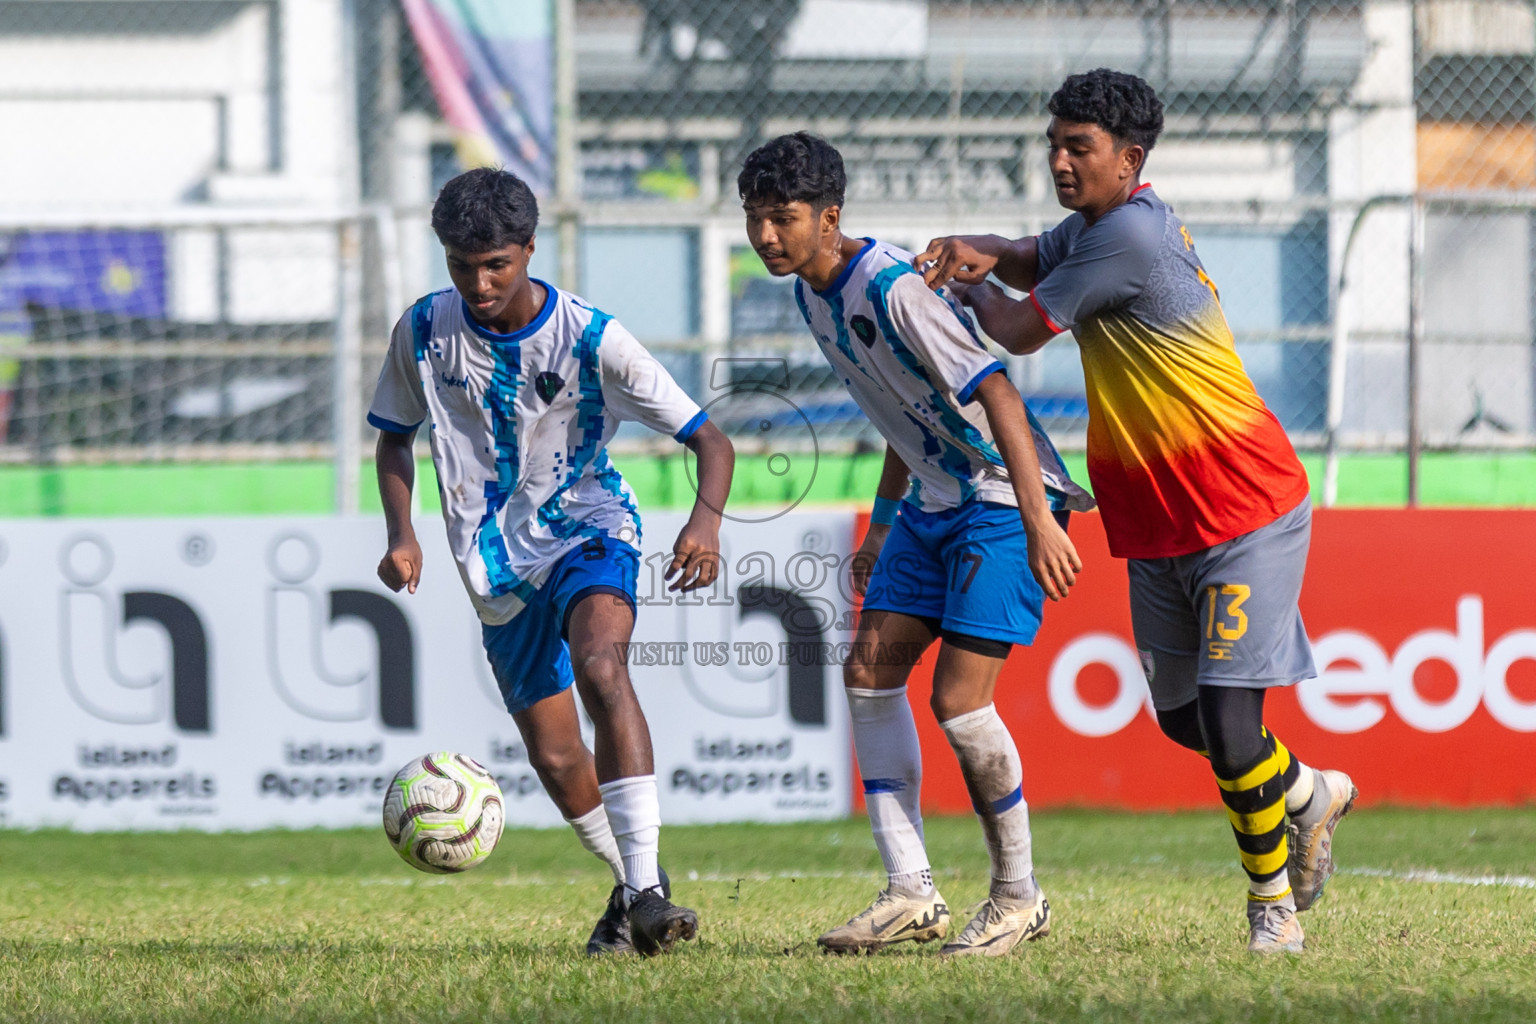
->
[[554, 0, 579, 294], [334, 218, 365, 516], [1406, 195, 1423, 507]]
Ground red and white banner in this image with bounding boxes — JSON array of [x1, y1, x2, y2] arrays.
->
[[864, 509, 1536, 812]]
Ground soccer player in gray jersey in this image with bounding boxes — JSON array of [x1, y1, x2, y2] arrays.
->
[[369, 169, 734, 957], [741, 133, 1095, 957], [920, 70, 1356, 953]]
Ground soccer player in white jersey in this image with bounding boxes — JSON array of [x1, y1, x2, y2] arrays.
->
[[740, 133, 1095, 957], [368, 168, 734, 957]]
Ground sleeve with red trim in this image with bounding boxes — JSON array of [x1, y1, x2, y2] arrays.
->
[[1028, 199, 1164, 332]]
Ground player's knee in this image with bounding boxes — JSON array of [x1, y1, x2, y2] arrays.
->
[[1156, 701, 1206, 752], [573, 651, 634, 706], [842, 654, 878, 692], [928, 689, 962, 722], [525, 739, 587, 782]]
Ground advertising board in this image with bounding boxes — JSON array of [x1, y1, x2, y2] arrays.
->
[[0, 512, 852, 829], [878, 509, 1536, 812]]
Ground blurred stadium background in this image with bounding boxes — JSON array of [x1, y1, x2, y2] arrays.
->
[[4, 0, 1536, 515]]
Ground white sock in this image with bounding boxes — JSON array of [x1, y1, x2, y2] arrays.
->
[[598, 774, 661, 905], [565, 804, 625, 886], [1285, 760, 1321, 821], [848, 686, 933, 895], [940, 704, 1036, 902]]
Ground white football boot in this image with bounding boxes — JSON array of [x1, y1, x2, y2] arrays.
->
[[1247, 892, 1305, 953], [938, 886, 1050, 958], [1287, 769, 1359, 912], [816, 887, 950, 954]]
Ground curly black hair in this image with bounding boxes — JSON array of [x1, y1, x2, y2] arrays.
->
[[1048, 69, 1165, 153], [431, 167, 538, 252], [738, 132, 847, 211]]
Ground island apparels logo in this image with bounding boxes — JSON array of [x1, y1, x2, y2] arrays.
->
[[265, 532, 415, 729], [58, 534, 209, 732], [53, 533, 215, 808]]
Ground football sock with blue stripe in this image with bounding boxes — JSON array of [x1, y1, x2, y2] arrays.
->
[[1214, 730, 1292, 901], [940, 704, 1037, 903], [848, 686, 933, 895]]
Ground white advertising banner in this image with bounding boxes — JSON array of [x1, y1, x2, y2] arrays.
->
[[0, 513, 854, 830]]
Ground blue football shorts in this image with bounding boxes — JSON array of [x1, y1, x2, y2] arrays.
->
[[862, 500, 1056, 648], [481, 535, 639, 715]]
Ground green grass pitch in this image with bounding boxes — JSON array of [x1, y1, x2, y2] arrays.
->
[[0, 809, 1532, 1023]]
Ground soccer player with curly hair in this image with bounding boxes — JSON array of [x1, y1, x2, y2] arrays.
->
[[369, 168, 734, 957], [919, 69, 1357, 954]]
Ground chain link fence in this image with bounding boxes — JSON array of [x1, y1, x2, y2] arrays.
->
[[1, 1, 1534, 507]]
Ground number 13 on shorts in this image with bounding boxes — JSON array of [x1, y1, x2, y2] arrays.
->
[[1204, 583, 1250, 661]]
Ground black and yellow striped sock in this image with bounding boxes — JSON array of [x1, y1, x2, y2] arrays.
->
[[1214, 729, 1291, 901]]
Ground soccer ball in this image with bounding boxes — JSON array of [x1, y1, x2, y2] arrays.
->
[[382, 752, 504, 873]]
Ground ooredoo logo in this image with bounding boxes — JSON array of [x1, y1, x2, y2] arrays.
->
[[1300, 596, 1536, 734], [1045, 596, 1536, 736]]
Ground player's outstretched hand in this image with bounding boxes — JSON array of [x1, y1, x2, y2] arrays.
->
[[666, 521, 721, 592], [916, 236, 997, 290], [378, 538, 423, 594], [1027, 518, 1081, 602], [849, 523, 890, 598]]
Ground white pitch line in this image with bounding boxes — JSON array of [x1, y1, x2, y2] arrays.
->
[[1344, 866, 1536, 890], [243, 867, 1536, 891]]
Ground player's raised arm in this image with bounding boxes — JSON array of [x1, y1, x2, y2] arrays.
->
[[955, 281, 1061, 356], [669, 421, 734, 592], [917, 234, 1039, 292], [374, 427, 422, 594], [850, 444, 909, 598], [970, 372, 1081, 601]]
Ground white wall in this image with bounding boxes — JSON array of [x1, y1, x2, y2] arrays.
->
[[0, 0, 356, 324]]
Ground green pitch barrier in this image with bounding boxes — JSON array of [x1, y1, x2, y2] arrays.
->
[[1, 451, 1535, 517]]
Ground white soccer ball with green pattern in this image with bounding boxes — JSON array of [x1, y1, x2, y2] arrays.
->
[[382, 752, 504, 873]]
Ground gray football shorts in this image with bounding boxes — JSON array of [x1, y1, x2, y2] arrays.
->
[[1129, 498, 1317, 711]]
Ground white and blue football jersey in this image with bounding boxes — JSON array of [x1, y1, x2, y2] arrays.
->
[[368, 283, 706, 625], [795, 239, 1093, 514]]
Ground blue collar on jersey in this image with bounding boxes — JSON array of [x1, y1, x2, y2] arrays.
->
[[811, 238, 876, 298], [461, 277, 557, 343]]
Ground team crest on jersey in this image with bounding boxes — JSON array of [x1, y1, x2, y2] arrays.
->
[[535, 371, 565, 404], [850, 315, 877, 347]]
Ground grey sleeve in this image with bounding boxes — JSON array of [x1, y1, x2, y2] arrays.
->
[[1029, 202, 1164, 331], [1032, 217, 1077, 280]]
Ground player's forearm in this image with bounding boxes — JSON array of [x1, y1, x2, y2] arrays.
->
[[375, 432, 417, 545], [985, 235, 1040, 292], [973, 374, 1056, 531], [965, 283, 1056, 356], [874, 444, 909, 502], [683, 421, 733, 526]]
